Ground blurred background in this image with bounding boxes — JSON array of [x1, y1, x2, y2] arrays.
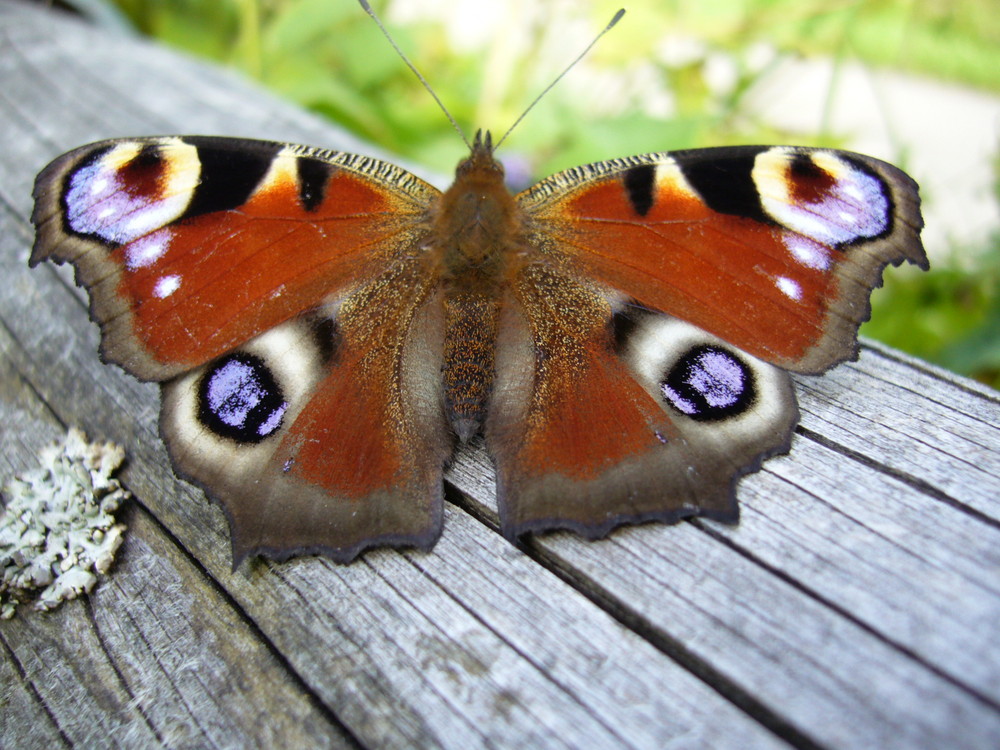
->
[[60, 0, 1000, 387]]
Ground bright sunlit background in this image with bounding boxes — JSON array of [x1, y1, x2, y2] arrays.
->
[[83, 0, 1000, 387]]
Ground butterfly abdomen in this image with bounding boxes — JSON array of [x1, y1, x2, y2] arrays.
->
[[442, 292, 500, 441]]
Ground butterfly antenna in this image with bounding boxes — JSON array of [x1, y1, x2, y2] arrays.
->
[[358, 0, 471, 150], [494, 8, 625, 150]]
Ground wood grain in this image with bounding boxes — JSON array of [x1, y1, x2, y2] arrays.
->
[[2, 2, 999, 748]]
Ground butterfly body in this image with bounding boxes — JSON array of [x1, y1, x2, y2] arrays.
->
[[434, 131, 513, 439], [30, 131, 926, 565]]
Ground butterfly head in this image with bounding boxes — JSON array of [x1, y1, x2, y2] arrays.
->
[[456, 129, 504, 182]]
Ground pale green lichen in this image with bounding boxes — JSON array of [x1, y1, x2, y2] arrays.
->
[[0, 429, 130, 619]]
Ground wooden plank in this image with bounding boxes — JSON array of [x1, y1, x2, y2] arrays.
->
[[2, 2, 999, 749], [0, 346, 71, 749], [448, 427, 1000, 748], [797, 350, 1000, 516]]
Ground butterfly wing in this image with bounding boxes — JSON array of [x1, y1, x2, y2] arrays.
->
[[487, 270, 798, 539], [490, 146, 924, 539], [517, 146, 926, 373], [32, 136, 451, 562], [32, 136, 435, 378]]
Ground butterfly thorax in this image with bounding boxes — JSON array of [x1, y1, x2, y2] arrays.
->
[[434, 135, 521, 286], [434, 132, 523, 441]]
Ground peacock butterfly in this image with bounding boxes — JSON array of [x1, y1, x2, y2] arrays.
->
[[29, 16, 927, 566]]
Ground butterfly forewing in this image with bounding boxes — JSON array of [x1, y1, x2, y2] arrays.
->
[[517, 145, 926, 374], [31, 136, 438, 379]]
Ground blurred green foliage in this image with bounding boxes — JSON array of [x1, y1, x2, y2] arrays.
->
[[96, 0, 999, 387]]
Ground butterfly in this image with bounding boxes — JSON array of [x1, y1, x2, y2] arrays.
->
[[29, 122, 926, 565]]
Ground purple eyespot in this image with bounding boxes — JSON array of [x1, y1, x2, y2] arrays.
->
[[761, 153, 891, 246], [198, 353, 287, 443], [660, 345, 756, 421]]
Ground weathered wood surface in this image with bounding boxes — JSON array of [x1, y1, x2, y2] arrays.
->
[[1, 2, 999, 748]]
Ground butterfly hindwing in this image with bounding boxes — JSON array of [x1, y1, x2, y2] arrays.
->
[[518, 145, 926, 374], [487, 270, 798, 539], [160, 275, 450, 564]]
